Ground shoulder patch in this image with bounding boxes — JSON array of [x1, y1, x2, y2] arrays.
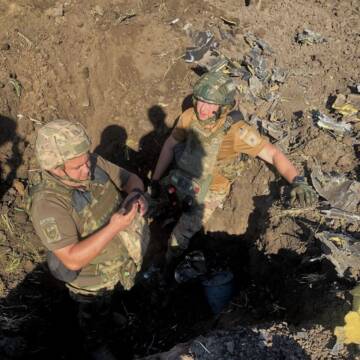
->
[[238, 127, 262, 147], [39, 217, 61, 244]]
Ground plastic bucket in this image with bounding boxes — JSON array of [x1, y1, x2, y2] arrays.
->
[[202, 271, 234, 314]]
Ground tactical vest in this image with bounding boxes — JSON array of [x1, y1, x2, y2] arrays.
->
[[30, 155, 131, 293], [167, 116, 233, 203]]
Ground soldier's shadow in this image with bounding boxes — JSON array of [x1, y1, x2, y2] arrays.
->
[[93, 124, 138, 173], [0, 114, 24, 200]]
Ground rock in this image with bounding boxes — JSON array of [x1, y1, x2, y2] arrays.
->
[[12, 179, 25, 196], [81, 66, 90, 79], [1, 43, 10, 50], [45, 4, 64, 18], [92, 5, 104, 16]]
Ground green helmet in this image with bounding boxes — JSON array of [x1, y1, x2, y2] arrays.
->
[[35, 119, 91, 170], [193, 71, 236, 106]]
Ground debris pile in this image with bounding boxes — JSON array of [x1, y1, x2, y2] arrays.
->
[[142, 323, 346, 360]]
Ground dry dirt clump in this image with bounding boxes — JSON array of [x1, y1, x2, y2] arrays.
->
[[0, 0, 359, 359]]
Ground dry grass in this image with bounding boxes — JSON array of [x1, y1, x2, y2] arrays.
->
[[0, 214, 15, 235], [4, 250, 22, 273]]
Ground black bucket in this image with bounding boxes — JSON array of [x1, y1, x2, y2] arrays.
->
[[202, 271, 234, 314]]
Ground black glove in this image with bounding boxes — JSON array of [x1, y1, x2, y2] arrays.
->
[[149, 180, 161, 199], [290, 176, 317, 207]]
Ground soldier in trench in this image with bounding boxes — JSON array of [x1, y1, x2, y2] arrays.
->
[[29, 120, 150, 360], [150, 71, 317, 272]]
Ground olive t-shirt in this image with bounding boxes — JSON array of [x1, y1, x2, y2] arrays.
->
[[31, 154, 131, 251], [172, 108, 268, 192]]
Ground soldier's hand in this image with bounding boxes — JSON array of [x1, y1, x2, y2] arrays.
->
[[110, 204, 137, 231], [290, 176, 317, 207]]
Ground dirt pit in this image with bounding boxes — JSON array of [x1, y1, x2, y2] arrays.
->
[[0, 0, 360, 359]]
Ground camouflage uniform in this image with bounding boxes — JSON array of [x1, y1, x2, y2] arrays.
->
[[162, 73, 268, 258], [30, 120, 149, 354]]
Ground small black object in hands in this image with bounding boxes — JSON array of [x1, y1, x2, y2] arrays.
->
[[120, 193, 142, 215]]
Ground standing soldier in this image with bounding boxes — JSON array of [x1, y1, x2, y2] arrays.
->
[[30, 120, 149, 359], [151, 71, 316, 270]]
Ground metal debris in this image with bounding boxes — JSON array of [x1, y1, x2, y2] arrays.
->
[[169, 18, 180, 25], [249, 76, 263, 96], [184, 31, 216, 63], [244, 47, 269, 82], [244, 32, 274, 55], [315, 231, 360, 279], [249, 115, 288, 141], [320, 208, 360, 223], [332, 94, 359, 117], [311, 166, 360, 213], [195, 50, 229, 72], [116, 11, 136, 24], [312, 111, 352, 134], [296, 29, 327, 45], [270, 67, 287, 83]]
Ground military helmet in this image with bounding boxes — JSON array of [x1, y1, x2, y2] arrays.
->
[[193, 71, 236, 106], [35, 119, 91, 170]]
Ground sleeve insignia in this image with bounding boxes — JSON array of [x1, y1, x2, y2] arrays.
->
[[39, 217, 61, 244], [238, 127, 262, 147]]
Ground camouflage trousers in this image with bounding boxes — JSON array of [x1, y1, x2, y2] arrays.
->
[[167, 190, 228, 260], [67, 214, 150, 298]]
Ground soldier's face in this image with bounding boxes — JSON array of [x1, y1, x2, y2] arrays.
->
[[63, 153, 90, 181], [196, 100, 220, 121]]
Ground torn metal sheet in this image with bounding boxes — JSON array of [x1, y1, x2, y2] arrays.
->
[[244, 32, 274, 55], [313, 111, 352, 134], [315, 231, 360, 279], [320, 208, 360, 223], [249, 76, 263, 96], [296, 29, 327, 45], [184, 31, 216, 63], [195, 51, 243, 76], [249, 115, 288, 141], [311, 166, 360, 213], [332, 94, 359, 117], [244, 47, 269, 82]]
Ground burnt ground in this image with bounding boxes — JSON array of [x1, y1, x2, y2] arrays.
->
[[0, 0, 360, 359]]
